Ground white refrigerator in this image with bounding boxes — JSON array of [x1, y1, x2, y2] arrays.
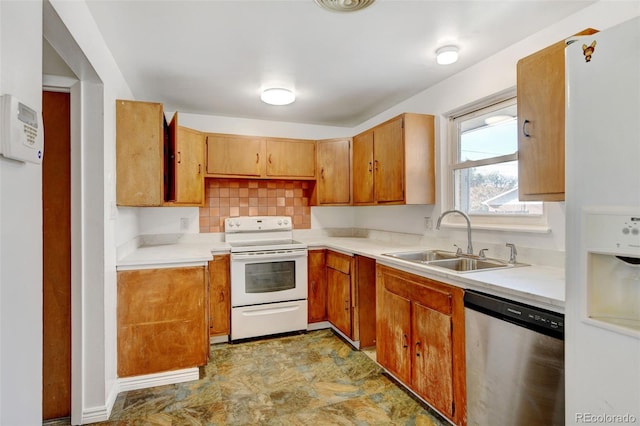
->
[[565, 16, 640, 425]]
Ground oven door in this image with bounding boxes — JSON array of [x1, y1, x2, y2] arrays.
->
[[230, 249, 308, 307]]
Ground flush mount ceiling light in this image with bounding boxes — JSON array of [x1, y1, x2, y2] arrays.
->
[[436, 45, 459, 65], [261, 88, 295, 106], [314, 0, 375, 12]]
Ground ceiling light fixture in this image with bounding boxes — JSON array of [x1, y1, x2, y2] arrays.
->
[[314, 0, 375, 12], [436, 45, 459, 65], [261, 88, 295, 106]]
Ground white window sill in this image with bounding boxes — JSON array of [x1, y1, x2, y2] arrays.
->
[[437, 219, 551, 234]]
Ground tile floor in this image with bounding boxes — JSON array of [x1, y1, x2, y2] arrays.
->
[[47, 329, 448, 425]]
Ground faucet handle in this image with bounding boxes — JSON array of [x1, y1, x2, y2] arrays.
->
[[506, 243, 517, 264], [478, 248, 489, 259], [453, 244, 463, 255]]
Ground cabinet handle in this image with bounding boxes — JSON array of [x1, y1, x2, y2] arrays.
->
[[415, 341, 421, 357], [320, 168, 325, 179], [198, 164, 202, 174], [374, 160, 379, 172], [345, 300, 349, 311], [218, 291, 225, 302], [522, 119, 532, 138], [177, 151, 182, 164], [268, 154, 272, 164], [256, 153, 260, 163], [311, 280, 316, 294], [402, 333, 408, 349], [368, 162, 372, 173]]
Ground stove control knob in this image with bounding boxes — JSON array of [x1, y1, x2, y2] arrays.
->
[[277, 219, 283, 226], [234, 220, 241, 227], [226, 220, 234, 227], [284, 219, 290, 225]]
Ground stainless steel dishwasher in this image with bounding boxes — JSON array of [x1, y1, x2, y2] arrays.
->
[[465, 290, 565, 426]]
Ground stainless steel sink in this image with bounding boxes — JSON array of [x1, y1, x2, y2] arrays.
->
[[383, 249, 458, 263], [382, 249, 527, 273], [426, 257, 509, 272]]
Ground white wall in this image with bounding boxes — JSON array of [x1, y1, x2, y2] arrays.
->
[[45, 0, 134, 422], [0, 1, 43, 424]]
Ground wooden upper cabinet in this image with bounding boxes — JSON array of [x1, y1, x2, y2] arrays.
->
[[517, 40, 566, 201], [266, 138, 316, 179], [353, 131, 375, 204], [517, 29, 598, 202], [373, 116, 404, 203], [174, 126, 205, 205], [205, 134, 316, 179], [116, 99, 165, 206], [352, 113, 435, 205], [205, 133, 264, 177], [315, 138, 351, 205]]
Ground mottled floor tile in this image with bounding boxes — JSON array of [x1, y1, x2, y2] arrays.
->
[[46, 329, 448, 426]]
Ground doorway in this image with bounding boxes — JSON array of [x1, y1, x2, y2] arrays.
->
[[42, 90, 72, 421]]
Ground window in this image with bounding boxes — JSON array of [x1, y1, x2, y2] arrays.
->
[[445, 94, 545, 230]]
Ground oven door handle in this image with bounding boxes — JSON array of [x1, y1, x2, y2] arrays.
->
[[231, 250, 307, 261]]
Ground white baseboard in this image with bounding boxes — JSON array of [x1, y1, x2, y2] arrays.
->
[[118, 368, 200, 392], [81, 405, 110, 424], [81, 368, 200, 424]]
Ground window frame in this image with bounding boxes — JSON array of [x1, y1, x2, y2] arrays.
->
[[442, 89, 550, 233]]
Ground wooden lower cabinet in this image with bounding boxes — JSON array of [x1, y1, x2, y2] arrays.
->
[[376, 264, 466, 425], [308, 249, 328, 323], [325, 251, 376, 348], [209, 255, 231, 337], [326, 253, 352, 337], [117, 266, 209, 377]]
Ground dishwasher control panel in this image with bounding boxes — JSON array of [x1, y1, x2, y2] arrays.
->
[[465, 290, 564, 339]]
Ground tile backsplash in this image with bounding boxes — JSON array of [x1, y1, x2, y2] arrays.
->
[[199, 178, 312, 233]]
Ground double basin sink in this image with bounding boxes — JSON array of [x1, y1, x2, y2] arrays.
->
[[383, 249, 526, 273]]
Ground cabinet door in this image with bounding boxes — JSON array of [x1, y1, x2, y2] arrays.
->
[[326, 267, 352, 337], [117, 266, 208, 377], [174, 126, 205, 205], [355, 255, 376, 348], [308, 250, 327, 323], [266, 138, 316, 178], [352, 130, 374, 204], [517, 40, 565, 201], [373, 116, 404, 203], [412, 301, 454, 418], [206, 134, 264, 176], [316, 138, 351, 205], [376, 285, 412, 385], [116, 99, 164, 206], [209, 255, 230, 336]]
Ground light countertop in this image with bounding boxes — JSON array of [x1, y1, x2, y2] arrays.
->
[[116, 235, 565, 312]]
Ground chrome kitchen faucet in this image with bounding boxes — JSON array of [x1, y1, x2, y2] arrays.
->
[[436, 209, 474, 255]]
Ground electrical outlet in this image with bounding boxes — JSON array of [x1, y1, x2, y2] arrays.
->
[[180, 217, 189, 230], [424, 216, 433, 231]]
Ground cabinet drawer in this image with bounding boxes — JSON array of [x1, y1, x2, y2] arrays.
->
[[326, 251, 352, 274], [382, 268, 452, 315]]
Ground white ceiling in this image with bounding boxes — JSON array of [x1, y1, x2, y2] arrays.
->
[[83, 0, 594, 127]]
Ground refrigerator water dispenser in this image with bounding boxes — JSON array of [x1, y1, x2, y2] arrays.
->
[[584, 209, 640, 337]]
